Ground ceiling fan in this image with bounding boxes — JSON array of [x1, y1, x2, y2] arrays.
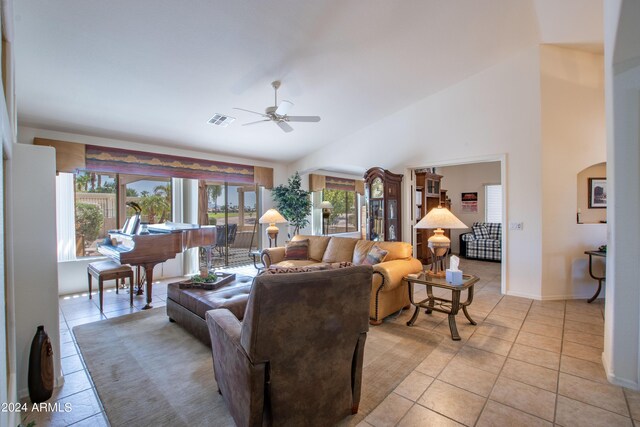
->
[[233, 81, 321, 133]]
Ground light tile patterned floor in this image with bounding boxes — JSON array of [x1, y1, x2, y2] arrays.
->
[[21, 260, 640, 427]]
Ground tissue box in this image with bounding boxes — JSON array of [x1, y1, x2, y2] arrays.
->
[[446, 269, 463, 285]]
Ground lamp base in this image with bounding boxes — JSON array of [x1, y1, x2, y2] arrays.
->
[[266, 224, 279, 248], [427, 228, 450, 277]]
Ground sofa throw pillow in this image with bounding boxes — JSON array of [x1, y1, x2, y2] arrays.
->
[[473, 224, 490, 239], [262, 261, 355, 276], [263, 264, 330, 275], [284, 239, 310, 260], [362, 245, 388, 266]]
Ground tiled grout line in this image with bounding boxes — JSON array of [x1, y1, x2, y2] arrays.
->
[[468, 296, 537, 426], [394, 280, 509, 426], [62, 302, 108, 422], [552, 299, 568, 426]]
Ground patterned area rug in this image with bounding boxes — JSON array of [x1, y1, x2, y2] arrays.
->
[[74, 308, 441, 426]]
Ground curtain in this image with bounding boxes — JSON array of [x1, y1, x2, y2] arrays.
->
[[198, 180, 209, 225], [56, 173, 76, 261]]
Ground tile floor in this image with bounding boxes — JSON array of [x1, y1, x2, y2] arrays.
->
[[20, 261, 640, 427]]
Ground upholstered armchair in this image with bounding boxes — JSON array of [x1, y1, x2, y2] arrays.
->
[[206, 265, 372, 426], [460, 222, 502, 261]]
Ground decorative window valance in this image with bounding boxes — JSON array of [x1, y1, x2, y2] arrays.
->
[[309, 173, 364, 195], [33, 138, 273, 188], [85, 145, 254, 183]]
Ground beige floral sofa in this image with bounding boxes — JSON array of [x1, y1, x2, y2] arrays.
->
[[261, 235, 423, 325]]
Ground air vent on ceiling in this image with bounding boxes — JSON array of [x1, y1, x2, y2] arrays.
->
[[208, 114, 235, 127]]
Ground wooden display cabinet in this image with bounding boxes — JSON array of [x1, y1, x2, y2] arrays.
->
[[364, 167, 402, 242], [414, 171, 449, 265]]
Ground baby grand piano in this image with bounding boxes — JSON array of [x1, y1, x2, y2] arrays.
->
[[98, 222, 217, 309]]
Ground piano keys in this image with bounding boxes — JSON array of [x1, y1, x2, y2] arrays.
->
[[98, 223, 217, 309]]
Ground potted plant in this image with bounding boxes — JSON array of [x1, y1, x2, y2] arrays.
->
[[272, 172, 312, 236]]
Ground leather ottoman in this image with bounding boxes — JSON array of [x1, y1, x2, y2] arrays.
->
[[166, 275, 253, 345]]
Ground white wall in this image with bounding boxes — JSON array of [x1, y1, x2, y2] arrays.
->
[[437, 162, 501, 254], [10, 144, 62, 397], [289, 47, 544, 299], [603, 0, 640, 390], [540, 45, 607, 300]]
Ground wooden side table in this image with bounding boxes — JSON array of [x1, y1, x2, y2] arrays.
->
[[584, 250, 606, 303], [404, 273, 479, 340]]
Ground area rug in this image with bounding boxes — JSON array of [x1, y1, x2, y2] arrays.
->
[[74, 308, 441, 426]]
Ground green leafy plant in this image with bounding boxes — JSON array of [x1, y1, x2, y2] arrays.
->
[[191, 274, 218, 283], [272, 172, 311, 235], [75, 203, 104, 247]]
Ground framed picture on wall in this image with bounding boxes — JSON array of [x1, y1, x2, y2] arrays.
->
[[588, 178, 607, 208]]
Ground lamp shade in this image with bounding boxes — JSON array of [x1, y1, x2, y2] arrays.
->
[[259, 208, 287, 224], [415, 206, 467, 229], [319, 201, 333, 210]]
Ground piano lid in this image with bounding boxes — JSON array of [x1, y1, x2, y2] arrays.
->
[[148, 221, 201, 233]]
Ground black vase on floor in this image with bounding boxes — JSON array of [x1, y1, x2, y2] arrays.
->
[[28, 325, 54, 403]]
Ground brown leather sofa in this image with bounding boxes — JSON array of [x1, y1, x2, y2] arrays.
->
[[206, 266, 372, 426], [261, 235, 423, 325]]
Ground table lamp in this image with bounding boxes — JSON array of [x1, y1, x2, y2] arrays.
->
[[258, 208, 287, 247], [319, 201, 333, 235], [415, 206, 467, 276]]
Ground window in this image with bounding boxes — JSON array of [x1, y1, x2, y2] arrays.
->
[[202, 182, 259, 268], [485, 184, 502, 223], [323, 189, 359, 234], [124, 176, 172, 224], [73, 172, 173, 258], [74, 171, 117, 257]]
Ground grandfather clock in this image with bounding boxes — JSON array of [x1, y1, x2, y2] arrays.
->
[[364, 167, 402, 242]]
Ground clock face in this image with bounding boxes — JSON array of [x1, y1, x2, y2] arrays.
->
[[371, 177, 384, 198]]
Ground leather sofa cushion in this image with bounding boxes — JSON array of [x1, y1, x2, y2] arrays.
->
[[291, 235, 331, 261], [321, 237, 360, 263], [353, 240, 376, 265], [375, 241, 413, 261]]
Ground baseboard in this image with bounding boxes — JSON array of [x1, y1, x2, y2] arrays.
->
[[538, 294, 605, 301], [504, 290, 543, 300], [602, 352, 640, 390], [505, 290, 605, 301]]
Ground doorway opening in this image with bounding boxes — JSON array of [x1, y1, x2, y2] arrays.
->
[[408, 156, 506, 294], [201, 182, 260, 269]]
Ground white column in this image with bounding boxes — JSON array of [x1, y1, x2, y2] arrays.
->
[[602, 0, 640, 389]]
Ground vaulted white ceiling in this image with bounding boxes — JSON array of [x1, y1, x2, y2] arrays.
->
[[14, 0, 603, 163]]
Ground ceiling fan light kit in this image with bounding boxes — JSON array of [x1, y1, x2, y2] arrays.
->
[[232, 80, 321, 133]]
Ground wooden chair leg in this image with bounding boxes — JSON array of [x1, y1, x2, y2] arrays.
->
[[129, 275, 134, 307], [99, 278, 104, 312], [88, 272, 93, 299]]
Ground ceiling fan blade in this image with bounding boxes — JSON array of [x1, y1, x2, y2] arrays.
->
[[233, 107, 268, 117], [275, 100, 294, 116], [286, 115, 321, 123], [276, 121, 294, 133], [242, 119, 271, 126]]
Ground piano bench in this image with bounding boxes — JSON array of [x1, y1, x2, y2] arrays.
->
[[87, 261, 134, 312]]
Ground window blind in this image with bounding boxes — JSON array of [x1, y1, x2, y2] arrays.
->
[[485, 184, 502, 223]]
